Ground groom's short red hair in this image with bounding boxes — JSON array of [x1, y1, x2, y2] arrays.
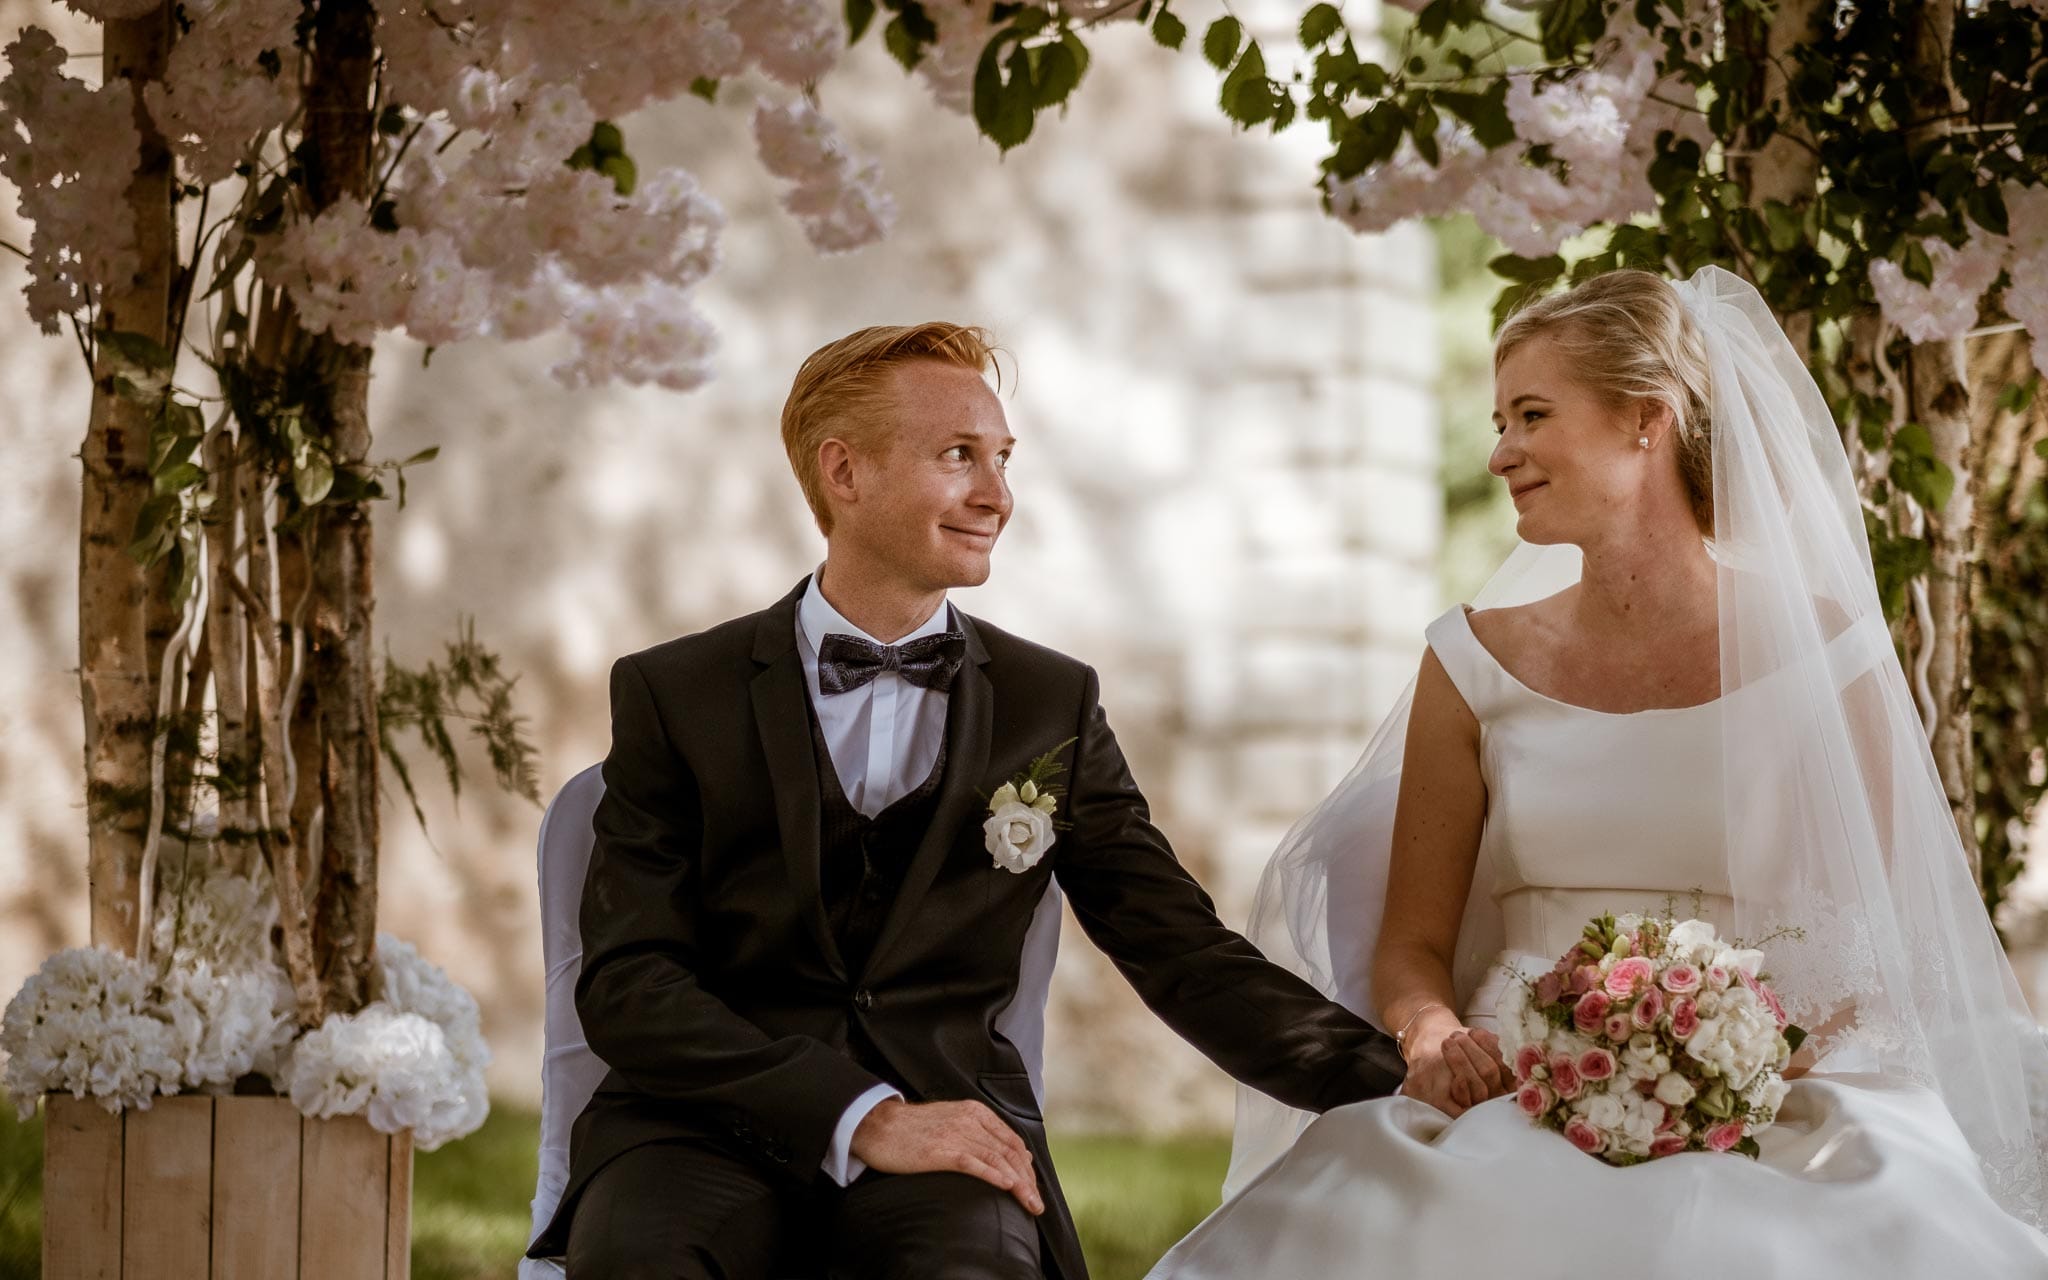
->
[[781, 322, 1003, 535]]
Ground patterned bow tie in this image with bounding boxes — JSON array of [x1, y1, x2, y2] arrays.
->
[[817, 631, 968, 695]]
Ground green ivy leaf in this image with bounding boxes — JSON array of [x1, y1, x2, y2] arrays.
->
[[1900, 240, 1934, 287], [1763, 201, 1803, 253], [1888, 422, 1957, 512], [973, 39, 1035, 151], [1435, 83, 1513, 149], [1032, 35, 1087, 110], [325, 468, 385, 505], [884, 14, 924, 71], [1488, 253, 1568, 285], [845, 0, 878, 44], [294, 446, 335, 506], [688, 77, 719, 103], [1968, 182, 2010, 238], [100, 329, 175, 374], [149, 430, 200, 475], [1270, 89, 1297, 133], [1203, 15, 1242, 70], [126, 494, 181, 567], [1152, 8, 1186, 49], [1299, 3, 1343, 47], [1007, 6, 1052, 38], [1416, 0, 1452, 40], [1538, 0, 1593, 60], [153, 461, 204, 497], [1219, 40, 1272, 126], [599, 152, 637, 197]]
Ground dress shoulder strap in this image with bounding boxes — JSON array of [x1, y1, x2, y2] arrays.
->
[[1422, 604, 1515, 722]]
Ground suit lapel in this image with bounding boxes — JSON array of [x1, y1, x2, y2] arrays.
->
[[749, 578, 845, 978], [863, 611, 994, 979]]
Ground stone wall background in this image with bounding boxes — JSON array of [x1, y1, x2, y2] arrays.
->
[[0, 2, 1446, 1131]]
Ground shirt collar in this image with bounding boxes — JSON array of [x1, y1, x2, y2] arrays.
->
[[798, 569, 950, 655]]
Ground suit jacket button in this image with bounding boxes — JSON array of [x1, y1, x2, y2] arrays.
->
[[854, 988, 874, 1012]]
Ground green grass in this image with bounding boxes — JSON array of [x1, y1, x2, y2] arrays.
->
[[0, 1107, 38, 1280], [0, 1103, 1227, 1280]]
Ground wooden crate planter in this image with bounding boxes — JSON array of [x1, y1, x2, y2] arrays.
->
[[43, 1094, 412, 1280]]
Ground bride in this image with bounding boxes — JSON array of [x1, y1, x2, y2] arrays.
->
[[1150, 266, 2048, 1276]]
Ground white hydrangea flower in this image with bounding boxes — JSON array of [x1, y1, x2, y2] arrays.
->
[[151, 860, 281, 975], [1686, 987, 1779, 1089], [1667, 919, 1720, 964], [283, 995, 487, 1152], [2, 948, 182, 1117]]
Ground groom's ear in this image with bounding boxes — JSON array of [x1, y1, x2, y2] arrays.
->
[[818, 437, 861, 511]]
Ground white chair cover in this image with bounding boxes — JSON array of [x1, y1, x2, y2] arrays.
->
[[521, 764, 1065, 1277], [522, 763, 610, 1280]]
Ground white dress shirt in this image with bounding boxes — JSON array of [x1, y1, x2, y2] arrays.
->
[[796, 570, 953, 1185]]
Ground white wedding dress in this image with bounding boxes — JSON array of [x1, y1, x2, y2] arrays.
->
[[1148, 604, 2048, 1278]]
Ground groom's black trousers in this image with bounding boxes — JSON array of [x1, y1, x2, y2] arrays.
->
[[564, 1136, 1041, 1280]]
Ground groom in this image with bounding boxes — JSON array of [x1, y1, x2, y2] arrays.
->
[[526, 322, 1406, 1279]]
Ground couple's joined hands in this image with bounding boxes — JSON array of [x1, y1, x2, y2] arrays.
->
[[850, 1098, 1044, 1216], [1398, 1007, 1510, 1117]]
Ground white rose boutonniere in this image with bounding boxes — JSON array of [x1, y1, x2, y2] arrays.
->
[[984, 737, 1077, 874]]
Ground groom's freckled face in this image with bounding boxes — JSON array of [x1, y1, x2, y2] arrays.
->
[[845, 360, 1014, 591]]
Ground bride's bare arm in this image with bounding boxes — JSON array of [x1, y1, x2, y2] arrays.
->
[[1372, 648, 1504, 1114]]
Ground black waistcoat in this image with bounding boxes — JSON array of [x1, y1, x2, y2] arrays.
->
[[805, 696, 949, 985]]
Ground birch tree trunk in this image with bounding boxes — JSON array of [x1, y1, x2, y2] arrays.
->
[[1904, 0, 1981, 878], [80, 3, 175, 953], [301, 0, 381, 1014]]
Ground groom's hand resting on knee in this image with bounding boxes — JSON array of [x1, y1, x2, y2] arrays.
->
[[850, 1099, 1045, 1216]]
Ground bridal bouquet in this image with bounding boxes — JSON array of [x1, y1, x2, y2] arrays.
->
[[1498, 914, 1805, 1164]]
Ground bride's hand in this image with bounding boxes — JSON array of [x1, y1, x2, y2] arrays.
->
[[1398, 1010, 1508, 1117]]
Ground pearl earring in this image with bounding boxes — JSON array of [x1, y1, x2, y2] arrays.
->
[[1638, 436, 1651, 449]]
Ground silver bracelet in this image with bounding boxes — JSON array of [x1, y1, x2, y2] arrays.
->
[[1393, 1001, 1451, 1052]]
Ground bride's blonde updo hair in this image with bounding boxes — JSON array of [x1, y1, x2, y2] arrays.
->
[[1494, 269, 1716, 533]]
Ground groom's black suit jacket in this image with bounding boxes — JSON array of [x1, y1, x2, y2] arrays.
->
[[529, 578, 1406, 1278]]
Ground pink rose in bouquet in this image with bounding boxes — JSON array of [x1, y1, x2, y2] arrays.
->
[[1572, 990, 1610, 1033], [1564, 1117, 1606, 1154]]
